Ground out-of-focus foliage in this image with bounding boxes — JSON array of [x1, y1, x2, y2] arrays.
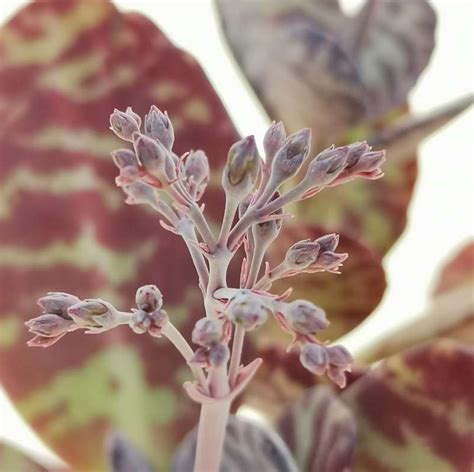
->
[[0, 443, 54, 472]]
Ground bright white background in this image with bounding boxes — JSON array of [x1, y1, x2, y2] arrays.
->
[[0, 0, 473, 466]]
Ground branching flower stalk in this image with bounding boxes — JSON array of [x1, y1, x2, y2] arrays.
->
[[25, 105, 385, 472]]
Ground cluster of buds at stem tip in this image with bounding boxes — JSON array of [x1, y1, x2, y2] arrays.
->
[[225, 292, 271, 331], [130, 285, 168, 337], [190, 318, 230, 368]]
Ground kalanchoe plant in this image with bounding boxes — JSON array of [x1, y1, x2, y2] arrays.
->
[[25, 105, 385, 471]]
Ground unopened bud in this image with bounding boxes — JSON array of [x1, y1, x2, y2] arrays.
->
[[133, 133, 173, 183], [352, 150, 385, 176], [315, 233, 339, 253], [115, 165, 140, 187], [148, 309, 169, 337], [144, 105, 175, 150], [226, 293, 269, 331], [271, 128, 311, 185], [189, 347, 209, 366], [192, 318, 224, 347], [185, 150, 210, 199], [111, 149, 138, 169], [326, 345, 352, 368], [299, 343, 329, 375], [345, 141, 370, 169], [263, 121, 286, 164], [208, 343, 230, 367], [285, 240, 320, 270], [327, 365, 349, 388], [122, 182, 158, 207], [110, 109, 141, 141], [283, 300, 328, 334], [27, 333, 66, 348], [302, 146, 348, 189], [25, 314, 73, 337], [313, 252, 348, 273], [37, 292, 80, 319], [68, 299, 109, 326], [252, 192, 283, 244], [129, 309, 151, 334], [135, 285, 163, 312]]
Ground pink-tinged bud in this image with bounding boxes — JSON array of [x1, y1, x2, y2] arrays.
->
[[144, 105, 175, 150], [271, 128, 311, 184], [111, 149, 137, 169], [122, 182, 158, 207], [263, 121, 286, 164], [115, 165, 140, 187], [326, 345, 353, 368], [345, 141, 370, 169], [68, 299, 109, 327], [352, 150, 385, 176], [223, 136, 261, 198], [300, 343, 329, 375], [27, 333, 66, 348], [148, 309, 169, 337], [189, 347, 209, 366], [208, 343, 230, 367], [226, 293, 269, 331], [185, 150, 210, 199], [125, 107, 142, 128], [252, 192, 283, 244], [303, 146, 348, 188], [283, 300, 328, 334], [327, 365, 349, 388], [313, 252, 348, 273], [285, 240, 320, 270], [133, 133, 173, 182], [315, 233, 339, 253], [110, 108, 141, 141], [25, 314, 73, 337], [192, 318, 224, 347], [129, 309, 151, 334], [135, 285, 163, 312], [37, 292, 80, 319]]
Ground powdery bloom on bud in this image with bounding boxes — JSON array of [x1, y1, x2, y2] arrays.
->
[[312, 251, 348, 274], [122, 182, 158, 208], [208, 343, 230, 368], [285, 240, 320, 270], [27, 333, 67, 348], [68, 299, 112, 328], [148, 309, 169, 337], [299, 343, 329, 375], [144, 105, 175, 150], [184, 150, 210, 199], [129, 309, 151, 334], [135, 285, 163, 312], [315, 233, 339, 253], [111, 149, 138, 170], [283, 300, 328, 335], [192, 318, 224, 347], [25, 314, 73, 338], [37, 292, 80, 319], [326, 345, 352, 367], [226, 293, 269, 331], [271, 128, 311, 185], [110, 108, 141, 141], [263, 121, 286, 164]]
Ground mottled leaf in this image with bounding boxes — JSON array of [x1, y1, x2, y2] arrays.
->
[[0, 1, 238, 469], [107, 433, 153, 472], [172, 415, 298, 472], [356, 241, 474, 363], [343, 339, 474, 472], [277, 385, 357, 472]]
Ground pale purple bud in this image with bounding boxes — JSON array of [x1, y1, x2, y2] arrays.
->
[[115, 165, 140, 187], [224, 136, 261, 189], [148, 309, 169, 337], [326, 345, 353, 368], [303, 146, 348, 188], [315, 233, 339, 253], [284, 300, 328, 334], [135, 285, 163, 312], [285, 240, 320, 270], [252, 191, 283, 243], [111, 149, 138, 169], [226, 293, 269, 331], [208, 343, 230, 367], [129, 309, 151, 334], [125, 107, 142, 128], [351, 150, 385, 175], [192, 318, 224, 347], [263, 121, 286, 164], [25, 314, 73, 337], [133, 133, 172, 181], [185, 150, 210, 199], [271, 128, 311, 185], [189, 347, 209, 366], [345, 141, 370, 169], [313, 252, 348, 272], [300, 343, 329, 375], [110, 109, 140, 141], [68, 299, 109, 326], [37, 292, 80, 319], [327, 365, 349, 388], [122, 182, 158, 207], [144, 105, 175, 150], [27, 333, 66, 348]]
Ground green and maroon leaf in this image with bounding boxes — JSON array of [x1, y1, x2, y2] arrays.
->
[[0, 443, 48, 472], [0, 1, 238, 469], [342, 339, 474, 472], [356, 241, 474, 363], [277, 386, 357, 472]]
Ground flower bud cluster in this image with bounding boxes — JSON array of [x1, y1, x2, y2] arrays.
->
[[225, 292, 270, 331], [299, 343, 353, 388], [191, 318, 229, 368], [129, 285, 168, 337]]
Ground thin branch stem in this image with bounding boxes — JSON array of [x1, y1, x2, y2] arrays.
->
[[228, 325, 245, 387], [188, 202, 217, 250], [218, 196, 238, 246]]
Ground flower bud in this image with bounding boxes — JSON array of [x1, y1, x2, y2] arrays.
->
[[223, 136, 261, 199], [315, 233, 339, 253], [326, 345, 353, 368], [148, 309, 169, 337], [327, 365, 349, 388], [68, 299, 109, 326], [111, 149, 138, 169], [299, 343, 329, 375], [135, 285, 163, 312], [226, 293, 269, 331], [37, 292, 80, 319], [192, 318, 224, 347], [285, 240, 320, 270], [208, 343, 230, 367], [302, 146, 348, 188], [122, 182, 158, 208], [129, 309, 151, 334], [189, 347, 209, 366], [271, 128, 311, 185], [185, 150, 210, 199], [27, 333, 66, 348], [263, 121, 286, 164], [133, 133, 173, 182], [115, 165, 141, 187], [252, 192, 283, 244], [110, 108, 141, 141], [144, 105, 175, 150], [25, 314, 73, 337], [313, 252, 348, 273], [351, 150, 385, 176], [125, 107, 142, 128], [283, 300, 328, 334], [345, 141, 370, 169]]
